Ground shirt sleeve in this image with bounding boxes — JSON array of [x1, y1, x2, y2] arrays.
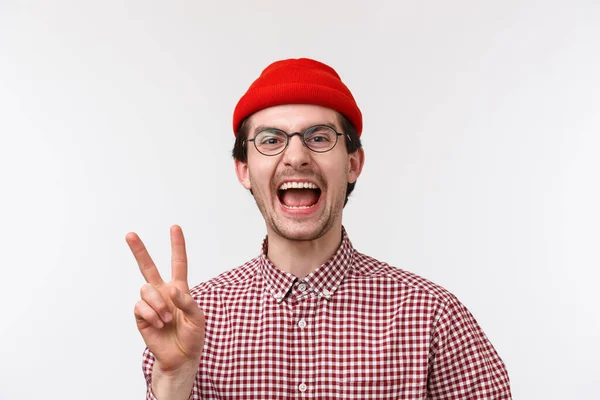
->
[[142, 347, 196, 400], [427, 296, 512, 399]]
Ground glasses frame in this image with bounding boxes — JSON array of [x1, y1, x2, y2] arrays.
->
[[245, 125, 350, 156]]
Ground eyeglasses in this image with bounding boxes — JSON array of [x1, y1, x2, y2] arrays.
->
[[245, 125, 348, 156]]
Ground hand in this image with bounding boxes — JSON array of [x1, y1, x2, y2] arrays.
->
[[127, 225, 205, 373]]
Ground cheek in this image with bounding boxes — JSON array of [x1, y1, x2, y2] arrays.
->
[[326, 154, 352, 178], [247, 157, 278, 189], [322, 163, 351, 193]]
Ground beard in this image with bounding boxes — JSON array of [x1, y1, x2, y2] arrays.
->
[[249, 170, 346, 242]]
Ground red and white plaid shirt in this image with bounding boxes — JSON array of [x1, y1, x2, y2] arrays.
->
[[143, 229, 511, 399]]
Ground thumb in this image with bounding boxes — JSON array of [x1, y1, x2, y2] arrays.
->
[[169, 287, 205, 326]]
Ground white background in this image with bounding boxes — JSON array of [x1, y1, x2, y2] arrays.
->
[[1, 1, 599, 398]]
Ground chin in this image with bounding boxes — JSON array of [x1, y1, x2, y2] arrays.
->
[[270, 218, 335, 242]]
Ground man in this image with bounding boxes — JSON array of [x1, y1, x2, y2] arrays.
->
[[127, 58, 512, 399]]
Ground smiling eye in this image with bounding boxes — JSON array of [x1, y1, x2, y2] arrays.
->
[[304, 126, 337, 150], [307, 135, 330, 143], [261, 136, 283, 145], [254, 130, 287, 154]]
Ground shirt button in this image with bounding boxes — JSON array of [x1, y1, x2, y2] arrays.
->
[[297, 319, 307, 329], [298, 383, 307, 392], [274, 293, 283, 300], [298, 282, 307, 292], [322, 289, 331, 297]]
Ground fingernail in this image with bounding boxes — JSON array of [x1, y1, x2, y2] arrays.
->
[[163, 312, 172, 322], [156, 320, 164, 329]]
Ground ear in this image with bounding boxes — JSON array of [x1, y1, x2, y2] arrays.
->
[[235, 158, 252, 190], [347, 147, 365, 184]]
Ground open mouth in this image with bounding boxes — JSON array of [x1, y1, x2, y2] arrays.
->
[[277, 181, 322, 209]]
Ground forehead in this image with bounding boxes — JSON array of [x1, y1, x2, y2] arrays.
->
[[246, 104, 341, 133]]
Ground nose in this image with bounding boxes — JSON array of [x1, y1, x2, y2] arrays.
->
[[282, 133, 310, 168]]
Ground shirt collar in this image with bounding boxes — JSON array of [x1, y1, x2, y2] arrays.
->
[[259, 227, 356, 303]]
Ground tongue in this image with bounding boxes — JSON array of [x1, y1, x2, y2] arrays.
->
[[281, 189, 319, 207]]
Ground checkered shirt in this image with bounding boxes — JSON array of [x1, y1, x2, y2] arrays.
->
[[143, 229, 511, 399]]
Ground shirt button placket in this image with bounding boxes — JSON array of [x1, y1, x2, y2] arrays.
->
[[293, 281, 314, 397]]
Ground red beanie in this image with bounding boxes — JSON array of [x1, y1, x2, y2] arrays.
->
[[233, 58, 362, 136]]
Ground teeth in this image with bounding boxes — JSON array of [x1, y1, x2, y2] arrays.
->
[[282, 204, 315, 209], [279, 181, 319, 190]]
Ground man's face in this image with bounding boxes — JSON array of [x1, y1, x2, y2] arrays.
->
[[235, 104, 364, 242]]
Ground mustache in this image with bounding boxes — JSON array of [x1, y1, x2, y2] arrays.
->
[[273, 169, 325, 188]]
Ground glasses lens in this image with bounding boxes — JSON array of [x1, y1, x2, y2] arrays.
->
[[254, 130, 287, 155], [304, 126, 337, 152]]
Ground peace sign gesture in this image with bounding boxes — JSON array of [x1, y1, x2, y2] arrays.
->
[[127, 225, 205, 396]]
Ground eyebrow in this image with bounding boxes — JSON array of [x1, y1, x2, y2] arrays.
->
[[252, 122, 340, 136]]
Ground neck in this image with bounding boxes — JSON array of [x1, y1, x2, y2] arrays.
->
[[265, 224, 343, 278]]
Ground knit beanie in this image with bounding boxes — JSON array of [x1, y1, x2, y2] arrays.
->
[[233, 58, 362, 135]]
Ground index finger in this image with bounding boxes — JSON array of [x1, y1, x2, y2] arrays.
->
[[170, 225, 189, 290], [126, 232, 164, 285]]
